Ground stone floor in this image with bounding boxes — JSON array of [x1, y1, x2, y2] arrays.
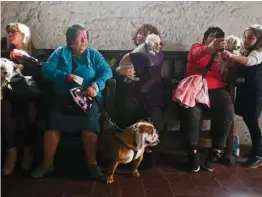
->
[[2, 147, 262, 197]]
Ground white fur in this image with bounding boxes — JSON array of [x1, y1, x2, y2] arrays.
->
[[225, 35, 241, 54], [145, 33, 161, 55], [1, 58, 19, 82], [124, 149, 144, 164]]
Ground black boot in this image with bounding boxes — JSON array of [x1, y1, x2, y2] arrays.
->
[[187, 151, 200, 172]]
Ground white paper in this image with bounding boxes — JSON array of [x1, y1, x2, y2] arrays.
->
[[73, 75, 84, 85]]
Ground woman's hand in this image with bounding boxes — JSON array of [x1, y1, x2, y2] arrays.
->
[[10, 49, 29, 61], [66, 74, 76, 82], [222, 51, 233, 60], [120, 64, 136, 79], [212, 38, 225, 51], [208, 38, 225, 53], [84, 86, 98, 97]]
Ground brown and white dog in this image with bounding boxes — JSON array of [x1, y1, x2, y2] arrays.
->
[[98, 120, 159, 184]]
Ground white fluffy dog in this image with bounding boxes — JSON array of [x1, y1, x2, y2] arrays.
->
[[224, 35, 241, 54], [116, 33, 161, 83], [215, 35, 241, 81], [132, 33, 161, 55], [1, 58, 21, 83]]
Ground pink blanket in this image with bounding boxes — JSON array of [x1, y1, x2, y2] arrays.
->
[[172, 75, 210, 108]]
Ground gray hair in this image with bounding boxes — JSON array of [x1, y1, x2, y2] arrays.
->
[[66, 24, 89, 47]]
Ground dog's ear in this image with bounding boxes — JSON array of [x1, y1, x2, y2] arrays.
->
[[134, 131, 145, 150]]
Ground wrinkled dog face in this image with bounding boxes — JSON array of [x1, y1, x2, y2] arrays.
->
[[145, 33, 161, 55], [132, 121, 160, 149], [225, 35, 241, 52], [1, 58, 16, 81]]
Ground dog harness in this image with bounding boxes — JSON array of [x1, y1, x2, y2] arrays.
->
[[113, 134, 138, 161]]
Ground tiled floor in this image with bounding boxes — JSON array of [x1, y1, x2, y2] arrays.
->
[[2, 149, 262, 197]]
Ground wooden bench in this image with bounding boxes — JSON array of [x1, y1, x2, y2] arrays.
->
[[1, 47, 236, 164], [33, 49, 235, 164]]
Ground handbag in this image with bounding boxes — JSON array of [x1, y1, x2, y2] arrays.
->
[[58, 92, 93, 116], [58, 55, 94, 115]]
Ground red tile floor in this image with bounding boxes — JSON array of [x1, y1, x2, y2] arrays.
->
[[2, 147, 262, 197]]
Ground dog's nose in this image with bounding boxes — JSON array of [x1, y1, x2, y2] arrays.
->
[[237, 46, 240, 49]]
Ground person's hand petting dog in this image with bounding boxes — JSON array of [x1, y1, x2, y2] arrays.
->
[[222, 50, 234, 60], [207, 38, 225, 54]]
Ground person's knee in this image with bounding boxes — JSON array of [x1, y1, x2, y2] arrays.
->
[[82, 130, 99, 139], [44, 129, 61, 139]]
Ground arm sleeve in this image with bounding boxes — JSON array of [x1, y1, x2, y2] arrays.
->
[[188, 43, 210, 62], [91, 49, 113, 91], [246, 50, 262, 66], [41, 47, 67, 84], [19, 55, 43, 76]]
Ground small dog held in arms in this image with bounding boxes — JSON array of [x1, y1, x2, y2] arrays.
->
[[116, 33, 161, 83], [98, 120, 160, 184], [224, 35, 241, 54], [215, 35, 241, 81], [1, 58, 22, 83]]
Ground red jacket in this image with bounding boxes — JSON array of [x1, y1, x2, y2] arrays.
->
[[186, 43, 225, 89]]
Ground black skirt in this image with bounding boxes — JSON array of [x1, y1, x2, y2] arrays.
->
[[48, 94, 103, 134], [235, 63, 262, 119]]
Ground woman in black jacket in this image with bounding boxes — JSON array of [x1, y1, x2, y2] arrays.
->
[[2, 23, 44, 175]]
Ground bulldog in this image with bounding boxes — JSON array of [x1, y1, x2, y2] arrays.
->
[[98, 120, 160, 184]]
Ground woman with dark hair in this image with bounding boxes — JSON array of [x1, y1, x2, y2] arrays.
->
[[113, 24, 164, 168], [223, 24, 262, 168], [180, 26, 234, 172], [2, 23, 42, 176], [31, 24, 112, 180]]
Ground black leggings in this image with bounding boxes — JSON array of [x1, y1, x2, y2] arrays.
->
[[1, 99, 37, 149], [1, 100, 15, 148], [243, 116, 261, 157], [180, 88, 234, 151]]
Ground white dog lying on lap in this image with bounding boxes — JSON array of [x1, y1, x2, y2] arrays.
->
[[116, 33, 161, 83]]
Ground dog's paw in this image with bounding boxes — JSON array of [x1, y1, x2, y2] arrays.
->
[[106, 176, 114, 184], [132, 171, 140, 177]]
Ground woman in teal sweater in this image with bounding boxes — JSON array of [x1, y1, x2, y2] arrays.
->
[[31, 24, 112, 180]]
